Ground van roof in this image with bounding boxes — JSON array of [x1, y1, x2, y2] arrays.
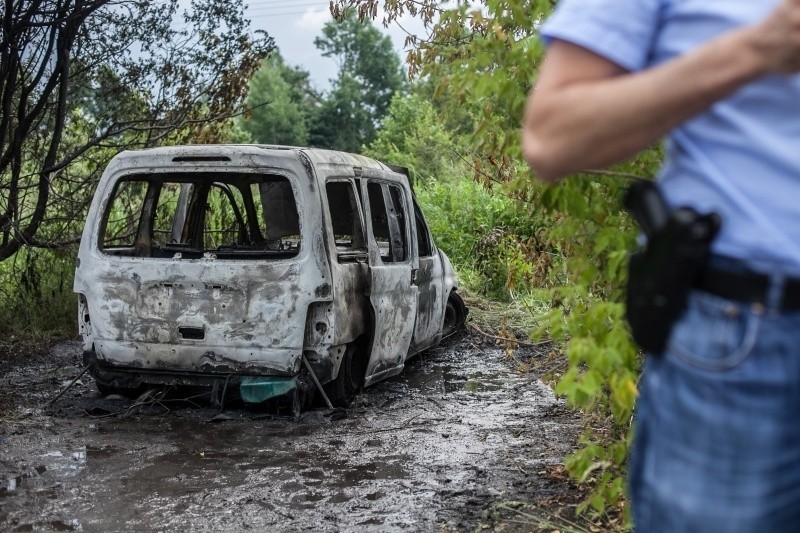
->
[[114, 144, 393, 172]]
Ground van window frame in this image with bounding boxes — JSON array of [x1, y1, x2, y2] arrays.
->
[[324, 178, 368, 263], [98, 171, 303, 261], [362, 179, 412, 265]]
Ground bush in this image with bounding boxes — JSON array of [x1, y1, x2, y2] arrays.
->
[[415, 177, 554, 299], [0, 248, 78, 341]]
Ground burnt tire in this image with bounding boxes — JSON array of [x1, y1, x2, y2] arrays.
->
[[442, 290, 467, 338], [324, 342, 367, 408]]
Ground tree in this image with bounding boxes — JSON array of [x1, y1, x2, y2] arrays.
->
[[363, 92, 456, 181], [0, 0, 272, 260], [308, 11, 405, 151], [240, 51, 318, 146]]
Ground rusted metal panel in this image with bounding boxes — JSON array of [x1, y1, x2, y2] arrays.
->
[[83, 262, 317, 375], [410, 255, 444, 355], [363, 263, 418, 385], [326, 263, 369, 347]]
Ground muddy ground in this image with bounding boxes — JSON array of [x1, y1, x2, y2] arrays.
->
[[0, 333, 583, 532]]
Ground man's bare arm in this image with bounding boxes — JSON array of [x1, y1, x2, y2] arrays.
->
[[522, 0, 800, 182]]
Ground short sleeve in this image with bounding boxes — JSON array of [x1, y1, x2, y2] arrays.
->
[[540, 0, 664, 72]]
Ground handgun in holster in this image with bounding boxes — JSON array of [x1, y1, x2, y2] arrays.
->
[[623, 180, 721, 354]]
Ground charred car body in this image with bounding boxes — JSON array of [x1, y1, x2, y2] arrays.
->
[[74, 145, 467, 408]]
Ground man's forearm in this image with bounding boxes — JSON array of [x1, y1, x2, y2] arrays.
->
[[521, 6, 799, 182]]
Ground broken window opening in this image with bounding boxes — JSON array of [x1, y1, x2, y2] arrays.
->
[[100, 173, 301, 260], [325, 181, 366, 261], [413, 201, 433, 257], [366, 182, 408, 263]]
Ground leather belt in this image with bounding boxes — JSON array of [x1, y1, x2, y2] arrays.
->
[[697, 266, 800, 310]]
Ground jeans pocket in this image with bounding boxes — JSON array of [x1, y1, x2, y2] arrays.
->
[[666, 290, 761, 371]]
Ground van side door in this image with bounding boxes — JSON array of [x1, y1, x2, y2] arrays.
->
[[358, 169, 419, 386], [409, 197, 445, 353]]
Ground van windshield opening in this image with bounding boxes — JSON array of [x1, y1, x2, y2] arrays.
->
[[101, 173, 301, 259]]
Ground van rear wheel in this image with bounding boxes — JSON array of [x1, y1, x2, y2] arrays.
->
[[324, 342, 366, 407]]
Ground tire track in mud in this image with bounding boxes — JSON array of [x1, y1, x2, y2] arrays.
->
[[0, 335, 579, 531]]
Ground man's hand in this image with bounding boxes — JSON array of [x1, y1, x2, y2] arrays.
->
[[750, 0, 800, 74]]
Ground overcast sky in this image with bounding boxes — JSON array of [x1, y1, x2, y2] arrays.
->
[[242, 0, 428, 93]]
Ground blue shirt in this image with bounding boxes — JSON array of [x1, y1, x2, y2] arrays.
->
[[541, 0, 800, 275]]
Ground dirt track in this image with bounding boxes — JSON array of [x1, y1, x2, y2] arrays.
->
[[0, 334, 580, 531]]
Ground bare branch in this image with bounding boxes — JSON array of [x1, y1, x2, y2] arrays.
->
[[0, 0, 273, 256]]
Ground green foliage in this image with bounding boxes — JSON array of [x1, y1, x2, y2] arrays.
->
[[414, 178, 539, 298], [240, 53, 313, 145], [310, 74, 379, 152], [532, 167, 656, 526], [0, 249, 78, 340], [315, 10, 405, 118], [309, 11, 406, 151], [363, 93, 457, 182], [364, 87, 553, 300]]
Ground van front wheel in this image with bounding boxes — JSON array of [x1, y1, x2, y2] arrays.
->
[[443, 290, 467, 338], [324, 342, 367, 408]]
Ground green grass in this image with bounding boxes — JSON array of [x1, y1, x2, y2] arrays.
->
[[0, 248, 78, 341]]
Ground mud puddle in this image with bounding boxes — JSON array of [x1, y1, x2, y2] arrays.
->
[[0, 335, 579, 531]]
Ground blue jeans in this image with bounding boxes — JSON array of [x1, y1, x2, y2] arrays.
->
[[630, 285, 800, 532]]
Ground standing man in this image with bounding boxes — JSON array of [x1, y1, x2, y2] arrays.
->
[[522, 1, 800, 531]]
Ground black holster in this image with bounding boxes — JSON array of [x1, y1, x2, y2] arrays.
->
[[623, 181, 721, 354]]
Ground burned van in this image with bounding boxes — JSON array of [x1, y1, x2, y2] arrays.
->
[[74, 145, 466, 409]]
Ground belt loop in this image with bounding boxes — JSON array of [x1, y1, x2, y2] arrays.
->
[[767, 274, 786, 311]]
